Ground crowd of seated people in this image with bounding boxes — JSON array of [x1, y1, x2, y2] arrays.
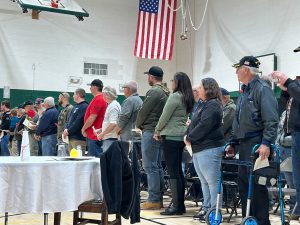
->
[[0, 58, 300, 224]]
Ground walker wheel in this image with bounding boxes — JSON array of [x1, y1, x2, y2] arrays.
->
[[241, 216, 258, 225], [205, 208, 222, 225]]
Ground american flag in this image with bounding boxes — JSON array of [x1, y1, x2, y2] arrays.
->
[[134, 0, 177, 61]]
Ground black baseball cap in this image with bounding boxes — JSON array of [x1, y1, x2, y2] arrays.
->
[[88, 79, 103, 88], [144, 66, 164, 77], [294, 46, 300, 52], [23, 100, 34, 107], [220, 88, 229, 96], [232, 56, 260, 68]]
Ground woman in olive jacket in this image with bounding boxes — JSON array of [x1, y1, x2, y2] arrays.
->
[[184, 78, 225, 221], [154, 72, 194, 215]]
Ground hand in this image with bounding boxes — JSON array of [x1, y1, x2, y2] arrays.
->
[[63, 129, 69, 139], [276, 83, 287, 91], [271, 71, 288, 87], [153, 133, 161, 141], [115, 127, 121, 135], [97, 132, 104, 141], [225, 145, 235, 158], [81, 129, 87, 137], [29, 124, 37, 130], [93, 128, 101, 136], [255, 144, 270, 160], [184, 135, 191, 146], [186, 119, 191, 126]]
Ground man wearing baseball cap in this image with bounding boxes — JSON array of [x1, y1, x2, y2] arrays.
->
[[82, 79, 107, 157], [136, 66, 170, 210], [220, 87, 236, 141], [226, 56, 278, 225]]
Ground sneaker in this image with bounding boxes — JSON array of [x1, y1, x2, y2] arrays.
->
[[140, 201, 162, 210], [193, 210, 206, 220]]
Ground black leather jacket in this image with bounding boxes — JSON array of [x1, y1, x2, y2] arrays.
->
[[280, 78, 300, 133], [232, 75, 278, 145]]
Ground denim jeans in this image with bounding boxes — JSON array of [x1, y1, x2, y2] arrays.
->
[[292, 132, 300, 216], [102, 138, 117, 152], [87, 139, 103, 157], [279, 146, 296, 212], [0, 135, 10, 156], [41, 134, 57, 156], [141, 131, 164, 203], [17, 139, 22, 156], [192, 146, 223, 211]]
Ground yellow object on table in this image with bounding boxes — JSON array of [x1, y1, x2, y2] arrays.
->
[[70, 148, 78, 158]]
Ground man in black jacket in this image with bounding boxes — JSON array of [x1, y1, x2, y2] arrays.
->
[[63, 88, 88, 153], [226, 56, 278, 225], [272, 70, 300, 219], [36, 97, 59, 156]]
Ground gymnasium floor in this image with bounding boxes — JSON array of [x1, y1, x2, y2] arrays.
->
[[2, 193, 299, 225]]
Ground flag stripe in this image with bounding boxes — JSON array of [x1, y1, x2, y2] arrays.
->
[[140, 13, 146, 57], [169, 0, 177, 60], [151, 13, 158, 59], [134, 11, 141, 56], [157, 0, 165, 60], [153, 0, 162, 59], [134, 0, 176, 60], [166, 0, 176, 60], [162, 0, 171, 60]]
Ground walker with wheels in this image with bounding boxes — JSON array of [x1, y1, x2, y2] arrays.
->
[[205, 143, 290, 225]]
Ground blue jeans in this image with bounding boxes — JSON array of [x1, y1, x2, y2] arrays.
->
[[41, 134, 57, 156], [141, 131, 164, 203], [87, 139, 102, 157], [193, 146, 223, 211], [280, 146, 296, 212], [102, 138, 117, 152], [292, 132, 300, 216], [0, 135, 10, 156]]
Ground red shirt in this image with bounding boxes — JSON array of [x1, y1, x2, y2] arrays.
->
[[84, 94, 107, 140]]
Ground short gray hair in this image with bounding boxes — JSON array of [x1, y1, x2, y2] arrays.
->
[[245, 66, 259, 75], [44, 97, 55, 107], [123, 80, 138, 93], [103, 86, 117, 100]]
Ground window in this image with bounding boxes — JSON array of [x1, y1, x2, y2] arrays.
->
[[84, 63, 108, 76]]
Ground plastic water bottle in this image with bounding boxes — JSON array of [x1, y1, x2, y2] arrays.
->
[[77, 145, 82, 157]]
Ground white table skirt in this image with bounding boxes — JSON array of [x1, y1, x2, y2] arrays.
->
[[0, 156, 102, 214]]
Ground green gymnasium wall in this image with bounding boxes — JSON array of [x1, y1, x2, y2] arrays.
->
[[0, 88, 126, 108], [0, 87, 281, 108]]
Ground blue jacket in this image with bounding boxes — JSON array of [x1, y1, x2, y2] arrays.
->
[[36, 107, 59, 137], [65, 101, 88, 141]]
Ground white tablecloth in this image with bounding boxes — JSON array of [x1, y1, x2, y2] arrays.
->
[[0, 156, 102, 214]]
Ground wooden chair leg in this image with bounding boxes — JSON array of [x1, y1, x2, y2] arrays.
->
[[44, 213, 49, 225], [53, 212, 61, 225], [73, 210, 79, 225], [101, 208, 108, 225], [4, 212, 8, 225]]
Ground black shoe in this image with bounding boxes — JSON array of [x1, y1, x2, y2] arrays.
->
[[160, 206, 184, 215], [193, 210, 206, 220]]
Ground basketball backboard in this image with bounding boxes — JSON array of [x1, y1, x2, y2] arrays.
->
[[16, 0, 89, 20]]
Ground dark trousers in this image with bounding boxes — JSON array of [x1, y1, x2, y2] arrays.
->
[[236, 136, 271, 225], [162, 139, 185, 210]]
